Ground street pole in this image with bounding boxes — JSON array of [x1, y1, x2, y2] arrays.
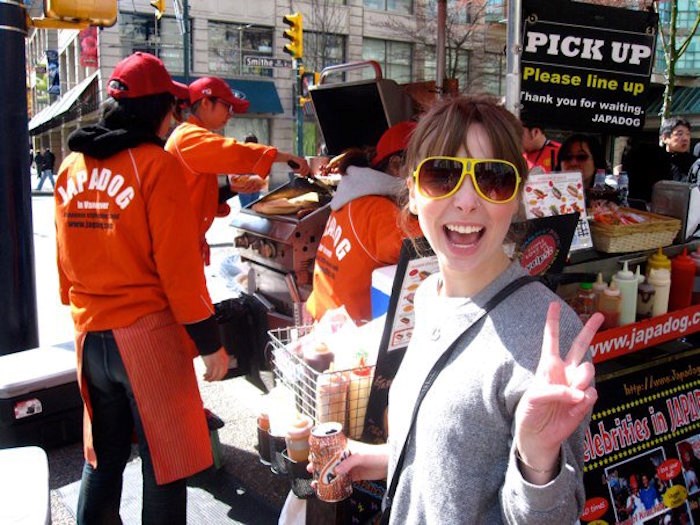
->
[[294, 59, 304, 157], [0, 0, 39, 354], [183, 0, 190, 82], [505, 0, 522, 117]]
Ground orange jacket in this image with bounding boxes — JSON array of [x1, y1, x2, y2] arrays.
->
[[55, 144, 214, 331], [306, 195, 419, 323], [524, 140, 561, 173], [165, 116, 277, 238]]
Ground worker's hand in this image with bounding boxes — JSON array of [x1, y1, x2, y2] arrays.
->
[[278, 153, 310, 177], [201, 347, 229, 382], [228, 174, 265, 194], [320, 153, 345, 176]]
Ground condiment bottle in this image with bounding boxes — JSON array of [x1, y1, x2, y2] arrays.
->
[[592, 273, 608, 311], [612, 260, 638, 326], [257, 407, 271, 465], [646, 247, 671, 277], [597, 281, 622, 330], [570, 282, 596, 323], [636, 275, 655, 321], [647, 268, 671, 317], [347, 358, 374, 440], [303, 342, 335, 373], [285, 414, 313, 463], [669, 249, 695, 311], [690, 246, 700, 305], [315, 365, 349, 427]]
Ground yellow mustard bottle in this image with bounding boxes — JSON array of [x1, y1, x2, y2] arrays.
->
[[646, 247, 671, 277]]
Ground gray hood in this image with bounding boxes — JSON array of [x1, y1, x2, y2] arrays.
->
[[330, 166, 406, 211]]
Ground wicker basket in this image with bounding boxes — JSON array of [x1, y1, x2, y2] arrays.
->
[[589, 208, 681, 253]]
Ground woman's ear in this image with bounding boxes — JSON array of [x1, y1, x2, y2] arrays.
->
[[407, 177, 418, 215]]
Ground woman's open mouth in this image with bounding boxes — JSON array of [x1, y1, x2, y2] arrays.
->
[[444, 224, 484, 247]]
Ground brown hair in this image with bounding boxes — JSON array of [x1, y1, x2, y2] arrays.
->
[[398, 94, 528, 244]]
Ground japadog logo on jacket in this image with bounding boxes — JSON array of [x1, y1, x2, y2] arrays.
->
[[320, 215, 351, 261], [57, 167, 135, 210]]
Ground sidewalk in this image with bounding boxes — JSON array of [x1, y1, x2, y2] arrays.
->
[[28, 195, 291, 524]]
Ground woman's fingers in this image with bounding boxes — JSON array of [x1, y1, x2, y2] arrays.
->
[[565, 312, 604, 367]]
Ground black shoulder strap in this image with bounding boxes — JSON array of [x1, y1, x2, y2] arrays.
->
[[380, 275, 537, 523]]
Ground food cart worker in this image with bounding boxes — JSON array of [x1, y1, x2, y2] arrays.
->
[[55, 52, 229, 524], [305, 122, 422, 323], [165, 76, 310, 264], [522, 122, 560, 174]]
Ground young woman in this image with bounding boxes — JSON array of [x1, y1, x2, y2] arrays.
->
[[56, 53, 229, 524], [329, 95, 603, 524], [555, 133, 607, 188]]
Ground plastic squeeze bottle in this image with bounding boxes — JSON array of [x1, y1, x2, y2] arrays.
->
[[646, 247, 671, 277], [570, 282, 596, 323], [612, 260, 638, 326], [597, 281, 622, 330], [592, 273, 608, 310], [669, 249, 695, 311], [647, 267, 671, 317], [690, 246, 700, 305]]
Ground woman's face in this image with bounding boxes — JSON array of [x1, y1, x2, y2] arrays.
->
[[409, 124, 518, 297], [560, 141, 595, 186]]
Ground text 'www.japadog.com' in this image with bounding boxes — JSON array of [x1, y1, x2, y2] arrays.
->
[[590, 310, 700, 358]]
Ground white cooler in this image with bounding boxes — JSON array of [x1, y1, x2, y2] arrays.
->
[[370, 264, 397, 319]]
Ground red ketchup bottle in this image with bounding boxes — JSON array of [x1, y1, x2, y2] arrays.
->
[[691, 247, 700, 305], [669, 248, 695, 311]]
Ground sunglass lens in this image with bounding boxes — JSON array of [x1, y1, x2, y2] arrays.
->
[[474, 162, 517, 202], [419, 159, 463, 198]]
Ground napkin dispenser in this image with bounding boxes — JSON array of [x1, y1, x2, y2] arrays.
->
[[651, 181, 697, 242]]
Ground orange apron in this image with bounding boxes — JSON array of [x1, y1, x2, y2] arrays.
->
[[76, 309, 212, 485]]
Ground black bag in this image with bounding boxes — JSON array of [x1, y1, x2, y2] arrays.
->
[[214, 293, 270, 390]]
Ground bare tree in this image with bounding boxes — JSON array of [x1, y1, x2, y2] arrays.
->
[[287, 0, 345, 73], [652, 0, 700, 119]]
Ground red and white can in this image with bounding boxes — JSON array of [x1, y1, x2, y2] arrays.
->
[[309, 421, 353, 502]]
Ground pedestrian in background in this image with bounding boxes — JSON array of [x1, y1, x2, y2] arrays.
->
[[37, 147, 56, 190], [320, 95, 603, 524], [165, 75, 309, 265], [55, 52, 228, 524], [236, 133, 264, 208]]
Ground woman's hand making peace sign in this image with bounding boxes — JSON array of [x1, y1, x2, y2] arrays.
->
[[514, 302, 604, 484]]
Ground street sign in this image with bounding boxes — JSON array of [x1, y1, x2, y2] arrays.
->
[[244, 56, 292, 68]]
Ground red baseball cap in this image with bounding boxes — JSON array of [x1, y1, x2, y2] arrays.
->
[[188, 76, 250, 114], [172, 81, 189, 103], [371, 121, 417, 167], [107, 52, 183, 100]]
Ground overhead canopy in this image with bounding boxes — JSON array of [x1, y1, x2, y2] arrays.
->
[[647, 86, 700, 116], [174, 77, 283, 114], [28, 72, 100, 136]]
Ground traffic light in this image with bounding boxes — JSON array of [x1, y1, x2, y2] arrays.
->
[[282, 12, 303, 59], [44, 0, 117, 26], [150, 0, 165, 20]]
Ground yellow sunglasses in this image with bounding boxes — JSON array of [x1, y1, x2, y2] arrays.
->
[[413, 156, 521, 204]]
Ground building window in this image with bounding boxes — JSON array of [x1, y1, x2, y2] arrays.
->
[[362, 38, 412, 83], [655, 0, 700, 76], [304, 32, 347, 73], [208, 22, 274, 77], [224, 117, 270, 146], [423, 45, 470, 89], [484, 0, 506, 22], [119, 12, 190, 74], [363, 0, 412, 15], [481, 50, 505, 96]]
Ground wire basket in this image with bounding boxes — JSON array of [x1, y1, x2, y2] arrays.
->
[[589, 209, 681, 253], [269, 326, 374, 440]]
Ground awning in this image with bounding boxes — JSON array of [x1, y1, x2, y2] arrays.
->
[[646, 86, 700, 116], [174, 77, 283, 114], [28, 72, 100, 136]]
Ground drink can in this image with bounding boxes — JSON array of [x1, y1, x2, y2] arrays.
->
[[309, 422, 352, 502]]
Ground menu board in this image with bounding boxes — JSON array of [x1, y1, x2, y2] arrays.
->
[[362, 239, 437, 444], [582, 347, 700, 525], [523, 171, 593, 251]]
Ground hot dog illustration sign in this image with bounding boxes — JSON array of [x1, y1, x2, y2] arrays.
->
[[522, 0, 658, 134], [523, 171, 592, 251]]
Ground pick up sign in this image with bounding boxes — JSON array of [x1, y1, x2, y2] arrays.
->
[[521, 0, 658, 133]]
